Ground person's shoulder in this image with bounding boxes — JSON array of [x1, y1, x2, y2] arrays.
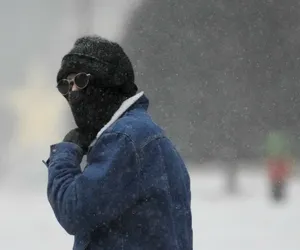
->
[[109, 109, 164, 147]]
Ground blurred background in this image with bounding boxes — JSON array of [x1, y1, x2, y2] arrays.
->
[[1, 0, 299, 249]]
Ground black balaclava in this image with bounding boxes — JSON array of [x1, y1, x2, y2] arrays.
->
[[56, 35, 138, 134]]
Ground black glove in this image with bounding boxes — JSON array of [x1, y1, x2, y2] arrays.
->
[[63, 128, 97, 154]]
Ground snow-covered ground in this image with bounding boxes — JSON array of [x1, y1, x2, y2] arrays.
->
[[191, 168, 299, 250], [0, 167, 299, 250]]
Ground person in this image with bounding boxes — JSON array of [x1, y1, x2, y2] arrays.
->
[[265, 131, 292, 201], [44, 35, 193, 250]]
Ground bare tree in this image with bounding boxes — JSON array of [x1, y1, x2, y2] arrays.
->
[[76, 0, 94, 35]]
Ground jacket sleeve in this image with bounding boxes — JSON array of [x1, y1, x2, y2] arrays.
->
[[46, 132, 140, 235]]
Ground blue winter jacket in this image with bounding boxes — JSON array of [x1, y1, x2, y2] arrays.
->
[[46, 95, 193, 250]]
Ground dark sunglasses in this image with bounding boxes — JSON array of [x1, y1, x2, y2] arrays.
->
[[57, 72, 91, 95]]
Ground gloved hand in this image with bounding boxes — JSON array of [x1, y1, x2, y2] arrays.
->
[[63, 128, 97, 154]]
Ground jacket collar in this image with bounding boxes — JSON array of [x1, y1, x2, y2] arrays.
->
[[90, 91, 145, 146]]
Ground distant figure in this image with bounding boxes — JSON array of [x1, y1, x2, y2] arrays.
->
[[267, 157, 291, 201], [219, 146, 239, 194], [265, 131, 292, 201]]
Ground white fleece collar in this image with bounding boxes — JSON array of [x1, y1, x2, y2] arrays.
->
[[90, 91, 144, 147]]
